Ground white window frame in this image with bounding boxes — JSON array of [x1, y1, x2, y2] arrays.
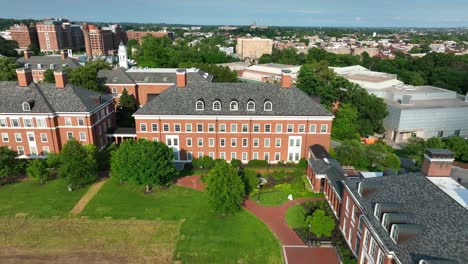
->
[[219, 152, 226, 160], [17, 146, 25, 155], [390, 225, 399, 244], [208, 123, 215, 132], [298, 124, 305, 133], [310, 124, 317, 133], [79, 132, 86, 141], [287, 124, 294, 133], [264, 138, 270, 147], [140, 123, 147, 132], [213, 100, 221, 111], [197, 138, 203, 147], [36, 118, 47, 128], [163, 123, 169, 132], [65, 117, 72, 126], [231, 152, 237, 160], [264, 101, 272, 111], [209, 138, 215, 147], [320, 124, 328, 133], [174, 123, 181, 132], [253, 152, 259, 160], [40, 133, 48, 142], [186, 138, 192, 147], [276, 124, 282, 133], [220, 138, 226, 147], [374, 203, 381, 220], [230, 101, 238, 111], [242, 124, 248, 133], [1, 133, 8, 142], [14, 133, 22, 142], [11, 119, 20, 127], [253, 138, 259, 147], [152, 123, 158, 132], [242, 152, 248, 161], [264, 124, 271, 133], [242, 138, 248, 147], [24, 118, 33, 128], [231, 124, 237, 132], [185, 123, 192, 132], [275, 138, 281, 147], [219, 123, 226, 132], [247, 101, 255, 111], [196, 100, 204, 110], [78, 118, 85, 126], [231, 138, 237, 147], [275, 152, 280, 161], [253, 124, 260, 133], [0, 118, 6, 127], [197, 123, 203, 132], [67, 132, 74, 139], [22, 102, 31, 111]]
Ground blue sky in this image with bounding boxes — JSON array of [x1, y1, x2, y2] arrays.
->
[[0, 0, 467, 27]]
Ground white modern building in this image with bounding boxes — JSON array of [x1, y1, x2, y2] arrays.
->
[[238, 63, 301, 83], [333, 65, 468, 143]]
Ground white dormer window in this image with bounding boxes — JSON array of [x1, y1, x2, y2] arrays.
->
[[196, 100, 204, 111], [213, 101, 221, 111], [390, 224, 399, 243], [382, 213, 389, 230], [374, 203, 381, 220], [22, 102, 31, 111], [50, 64, 55, 69], [247, 101, 255, 111], [264, 101, 272, 111], [358, 182, 363, 196], [230, 101, 238, 111], [37, 63, 42, 69]]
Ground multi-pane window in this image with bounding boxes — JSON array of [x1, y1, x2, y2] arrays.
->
[[187, 138, 192, 147], [275, 152, 280, 161], [67, 132, 73, 139], [140, 123, 147, 132], [163, 123, 169, 132], [15, 133, 22, 142], [275, 138, 281, 147], [208, 124, 215, 132], [231, 124, 237, 132], [209, 138, 215, 147], [17, 146, 25, 155], [369, 239, 377, 259], [253, 124, 260, 133], [24, 119, 33, 127], [309, 124, 316, 133], [78, 118, 85, 126], [187, 152, 193, 160], [43, 146, 50, 155], [264, 152, 269, 161], [197, 138, 203, 147], [37, 119, 47, 128], [27, 133, 35, 142], [455, 129, 461, 136], [185, 123, 192, 132], [231, 152, 237, 160], [0, 118, 6, 127], [11, 119, 20, 127], [242, 152, 248, 161], [153, 137, 159, 142], [152, 123, 158, 132], [264, 138, 270, 147], [198, 152, 203, 158], [242, 124, 248, 133], [275, 124, 282, 133], [220, 152, 226, 160], [174, 124, 181, 132], [197, 124, 203, 132], [209, 152, 215, 159], [79, 132, 86, 141], [231, 138, 237, 147], [264, 124, 271, 133], [253, 152, 259, 160], [40, 133, 47, 142], [220, 138, 226, 147], [219, 124, 226, 132], [213, 101, 221, 111], [287, 124, 293, 133], [242, 138, 248, 147], [298, 124, 305, 133], [253, 138, 259, 147], [1, 133, 8, 142], [65, 118, 72, 126], [320, 124, 328, 133]]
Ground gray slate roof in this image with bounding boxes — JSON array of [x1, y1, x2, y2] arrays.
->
[[98, 68, 212, 85], [0, 81, 112, 114], [135, 83, 332, 116], [17, 56, 81, 71], [344, 174, 468, 264]]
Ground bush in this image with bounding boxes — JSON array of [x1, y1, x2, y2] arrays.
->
[[247, 159, 268, 167], [192, 157, 203, 169], [231, 159, 242, 168], [297, 158, 308, 169]]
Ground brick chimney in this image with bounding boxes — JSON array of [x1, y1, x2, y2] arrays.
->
[[16, 68, 33, 87], [60, 49, 68, 60], [281, 69, 292, 88], [54, 70, 68, 89], [176, 69, 187, 88], [421, 149, 454, 177], [23, 50, 32, 59]]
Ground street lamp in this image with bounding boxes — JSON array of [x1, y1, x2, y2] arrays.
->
[[307, 223, 311, 246]]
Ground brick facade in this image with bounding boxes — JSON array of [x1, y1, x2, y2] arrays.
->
[[10, 23, 38, 50]]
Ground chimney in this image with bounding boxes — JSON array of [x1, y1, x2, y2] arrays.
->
[[176, 69, 187, 88], [54, 70, 68, 89], [421, 149, 454, 177], [60, 49, 68, 60], [23, 50, 32, 59], [16, 68, 33, 87], [281, 69, 292, 88]]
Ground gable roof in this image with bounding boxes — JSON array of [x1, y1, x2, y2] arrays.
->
[[344, 174, 468, 264], [134, 83, 332, 117], [17, 56, 81, 71]]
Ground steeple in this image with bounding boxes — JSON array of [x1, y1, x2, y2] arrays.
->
[[118, 41, 128, 69]]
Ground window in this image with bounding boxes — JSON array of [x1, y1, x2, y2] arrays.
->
[[219, 124, 226, 132], [230, 101, 238, 111], [247, 100, 255, 111], [213, 100, 221, 111], [275, 138, 281, 147], [455, 129, 461, 136], [187, 152, 193, 160], [112, 87, 118, 94], [197, 138, 203, 147], [209, 138, 214, 147], [196, 100, 204, 110], [209, 152, 215, 159], [0, 119, 6, 127], [40, 133, 47, 142], [140, 123, 147, 132], [242, 124, 248, 133], [287, 124, 293, 133], [208, 124, 215, 132], [27, 133, 35, 142], [264, 152, 269, 161], [276, 124, 282, 133], [369, 238, 377, 258], [1, 133, 8, 142], [198, 152, 203, 158], [294, 153, 299, 161], [345, 197, 350, 213], [253, 152, 259, 160], [374, 203, 381, 220], [382, 213, 389, 230], [320, 124, 328, 133], [264, 101, 272, 111], [37, 118, 47, 128], [30, 146, 38, 156], [220, 138, 226, 147], [78, 118, 85, 126], [231, 152, 237, 160], [275, 152, 280, 161], [22, 102, 31, 111], [377, 251, 384, 264], [17, 146, 25, 155], [79, 132, 86, 141], [220, 152, 226, 160], [65, 118, 72, 126], [289, 138, 294, 147], [253, 138, 259, 147], [14, 133, 22, 142], [264, 138, 270, 147], [153, 137, 158, 142], [185, 123, 192, 132], [363, 230, 370, 249], [231, 138, 237, 147], [253, 124, 260, 133], [174, 124, 181, 132], [197, 124, 203, 132], [98, 126, 101, 136], [265, 124, 271, 133], [163, 123, 169, 132], [11, 119, 20, 127], [390, 225, 399, 243], [242, 138, 248, 147], [298, 124, 305, 133], [231, 124, 237, 132], [187, 138, 192, 147], [152, 123, 158, 132], [67, 132, 73, 139], [24, 119, 33, 127], [437, 130, 444, 137], [242, 152, 248, 161], [309, 124, 316, 133]]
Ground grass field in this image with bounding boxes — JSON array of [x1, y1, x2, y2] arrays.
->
[[81, 179, 283, 264], [0, 179, 89, 217], [0, 217, 181, 264]]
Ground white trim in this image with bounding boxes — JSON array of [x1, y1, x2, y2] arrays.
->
[[134, 115, 334, 121]]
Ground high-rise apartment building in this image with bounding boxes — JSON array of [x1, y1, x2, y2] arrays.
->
[[126, 31, 175, 43], [9, 23, 39, 50], [82, 24, 115, 58], [236, 37, 273, 61], [36, 18, 70, 53]]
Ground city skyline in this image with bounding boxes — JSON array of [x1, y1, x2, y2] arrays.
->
[[1, 0, 468, 28]]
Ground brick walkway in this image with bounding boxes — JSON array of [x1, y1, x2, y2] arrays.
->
[[176, 176, 340, 264]]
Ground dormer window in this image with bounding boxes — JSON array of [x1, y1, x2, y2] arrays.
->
[[196, 100, 204, 111], [213, 100, 221, 111], [230, 101, 238, 111], [37, 63, 42, 69], [247, 100, 255, 111], [358, 182, 363, 196], [264, 100, 272, 111], [22, 102, 31, 112], [382, 213, 389, 230], [390, 224, 399, 243], [374, 203, 381, 220], [49, 64, 55, 69]]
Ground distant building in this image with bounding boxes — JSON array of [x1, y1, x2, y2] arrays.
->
[[333, 65, 468, 143], [126, 31, 175, 43], [217, 46, 234, 56], [36, 18, 75, 53], [82, 24, 115, 59], [238, 63, 300, 83], [9, 23, 38, 50], [118, 42, 128, 69], [236, 37, 273, 61]]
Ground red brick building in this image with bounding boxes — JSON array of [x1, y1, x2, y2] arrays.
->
[[130, 70, 333, 164], [9, 23, 39, 50], [0, 68, 115, 157], [36, 19, 73, 53], [307, 146, 468, 264], [82, 24, 115, 58], [126, 31, 175, 43]]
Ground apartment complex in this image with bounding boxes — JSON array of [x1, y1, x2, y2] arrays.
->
[[130, 70, 333, 164], [82, 24, 114, 58], [236, 37, 273, 60], [9, 23, 39, 50], [333, 66, 468, 143], [98, 67, 213, 106], [307, 146, 468, 264], [0, 68, 115, 157], [36, 18, 81, 52], [126, 31, 175, 43]]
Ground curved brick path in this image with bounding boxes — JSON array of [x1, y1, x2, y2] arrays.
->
[[175, 176, 340, 264]]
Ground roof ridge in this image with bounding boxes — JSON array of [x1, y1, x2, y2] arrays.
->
[[31, 82, 56, 112]]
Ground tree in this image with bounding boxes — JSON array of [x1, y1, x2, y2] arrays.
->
[[365, 143, 388, 167], [425, 137, 445, 149], [43, 69, 55, 83], [27, 43, 40, 55], [444, 136, 468, 160], [332, 103, 360, 140], [206, 160, 245, 215], [307, 209, 335, 238], [0, 57, 18, 81], [26, 159, 49, 184], [67, 60, 111, 92], [110, 139, 176, 192], [58, 139, 97, 190], [230, 159, 242, 168], [381, 153, 401, 171], [0, 146, 20, 178], [335, 140, 369, 168], [0, 36, 19, 57], [119, 89, 136, 109]]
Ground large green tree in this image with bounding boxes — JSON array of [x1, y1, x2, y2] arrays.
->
[[335, 140, 369, 168], [26, 159, 49, 185], [206, 160, 245, 215], [0, 36, 18, 57], [67, 60, 111, 92], [307, 209, 336, 238], [0, 57, 18, 81], [332, 103, 359, 140], [0, 146, 20, 178], [119, 89, 136, 109], [58, 139, 97, 190], [43, 69, 55, 83]]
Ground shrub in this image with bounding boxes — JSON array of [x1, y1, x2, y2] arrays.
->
[[247, 159, 268, 167], [297, 158, 308, 169], [192, 157, 203, 168], [230, 159, 242, 168]]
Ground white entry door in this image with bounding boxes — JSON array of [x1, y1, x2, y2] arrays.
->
[[166, 135, 180, 160], [287, 136, 302, 162]]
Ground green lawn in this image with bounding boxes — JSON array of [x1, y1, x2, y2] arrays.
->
[[81, 179, 283, 264], [0, 179, 89, 217], [285, 204, 308, 229]]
